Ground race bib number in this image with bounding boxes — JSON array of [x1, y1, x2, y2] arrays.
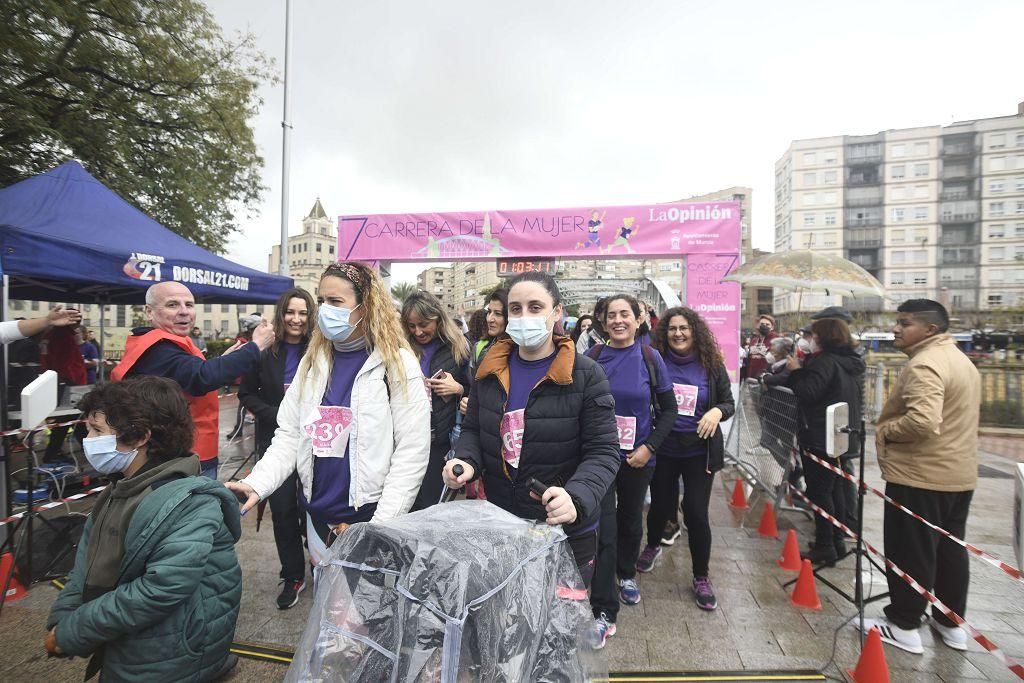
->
[[673, 383, 699, 417], [303, 406, 354, 458], [500, 409, 526, 469], [615, 415, 637, 451], [423, 380, 433, 411]]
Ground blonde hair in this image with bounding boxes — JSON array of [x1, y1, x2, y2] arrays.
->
[[401, 290, 470, 366], [297, 262, 410, 396]]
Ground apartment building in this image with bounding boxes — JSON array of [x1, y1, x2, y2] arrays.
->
[[417, 266, 454, 311], [774, 103, 1024, 315], [267, 198, 338, 297]]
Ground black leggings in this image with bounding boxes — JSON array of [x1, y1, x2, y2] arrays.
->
[[646, 454, 715, 578], [800, 449, 846, 548]]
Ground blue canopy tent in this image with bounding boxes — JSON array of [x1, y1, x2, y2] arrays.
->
[[0, 161, 292, 304]]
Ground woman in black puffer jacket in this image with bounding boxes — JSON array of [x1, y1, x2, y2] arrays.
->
[[445, 272, 619, 587], [786, 317, 865, 565]]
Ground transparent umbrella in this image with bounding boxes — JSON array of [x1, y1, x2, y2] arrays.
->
[[722, 250, 885, 298]]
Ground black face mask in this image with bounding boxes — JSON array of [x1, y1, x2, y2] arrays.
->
[[758, 324, 771, 336]]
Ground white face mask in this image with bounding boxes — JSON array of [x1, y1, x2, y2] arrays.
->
[[506, 313, 553, 350], [83, 434, 138, 474], [765, 352, 776, 365], [318, 303, 361, 342], [809, 339, 820, 354]]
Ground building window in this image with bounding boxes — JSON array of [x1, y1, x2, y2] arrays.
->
[[116, 306, 126, 327], [1017, 132, 1024, 147], [892, 165, 905, 180], [892, 144, 906, 158], [221, 304, 230, 313], [892, 186, 906, 200], [912, 272, 927, 286], [823, 191, 837, 204], [914, 142, 928, 156], [988, 294, 1003, 307], [913, 228, 928, 242], [202, 303, 211, 313], [1016, 223, 1024, 237], [892, 250, 905, 265], [203, 320, 212, 332], [803, 152, 816, 165], [823, 170, 837, 184], [1016, 177, 1024, 192], [914, 163, 928, 177], [991, 180, 1005, 193], [991, 157, 1006, 171], [30, 300, 39, 311], [1017, 155, 1024, 169], [803, 172, 816, 186], [1017, 200, 1024, 215], [990, 247, 1005, 260], [990, 133, 1006, 149], [912, 250, 927, 264], [892, 208, 905, 221], [991, 202, 1005, 216], [890, 272, 905, 285], [914, 206, 928, 220], [316, 242, 322, 252], [329, 246, 335, 255], [891, 229, 906, 243], [914, 185, 928, 199], [823, 150, 838, 164], [988, 224, 1006, 238], [825, 212, 836, 226], [803, 193, 817, 206], [823, 233, 837, 247], [804, 214, 816, 227]]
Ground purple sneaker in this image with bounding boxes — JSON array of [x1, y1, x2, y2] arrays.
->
[[636, 545, 662, 573], [584, 612, 617, 649], [693, 576, 718, 610]]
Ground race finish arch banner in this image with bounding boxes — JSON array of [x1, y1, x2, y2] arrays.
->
[[338, 201, 741, 378]]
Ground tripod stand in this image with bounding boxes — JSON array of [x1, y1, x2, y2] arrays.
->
[[783, 420, 888, 646]]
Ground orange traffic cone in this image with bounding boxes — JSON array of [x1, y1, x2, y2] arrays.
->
[[728, 479, 748, 509], [0, 552, 28, 603], [757, 502, 779, 538], [847, 627, 891, 683], [777, 529, 802, 571], [790, 559, 821, 610]]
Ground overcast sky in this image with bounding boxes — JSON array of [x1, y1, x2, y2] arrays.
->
[[207, 0, 1023, 284]]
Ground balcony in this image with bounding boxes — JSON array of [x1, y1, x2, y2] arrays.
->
[[939, 211, 978, 223], [939, 189, 973, 201], [846, 217, 882, 228], [846, 239, 882, 249], [941, 167, 978, 181], [847, 173, 881, 187], [941, 143, 979, 157], [938, 279, 977, 288], [845, 195, 883, 208]]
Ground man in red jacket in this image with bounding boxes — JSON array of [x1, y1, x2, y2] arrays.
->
[[112, 282, 274, 479]]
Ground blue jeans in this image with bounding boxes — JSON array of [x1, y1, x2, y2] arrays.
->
[[200, 461, 218, 480]]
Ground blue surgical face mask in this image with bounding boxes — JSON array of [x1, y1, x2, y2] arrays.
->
[[318, 303, 361, 342], [82, 434, 138, 475], [506, 312, 553, 350]]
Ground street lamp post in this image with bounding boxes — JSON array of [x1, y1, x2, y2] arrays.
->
[[278, 0, 293, 277]]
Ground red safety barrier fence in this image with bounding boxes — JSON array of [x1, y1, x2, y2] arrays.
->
[[0, 485, 107, 528], [787, 486, 1024, 680], [797, 447, 1024, 586]]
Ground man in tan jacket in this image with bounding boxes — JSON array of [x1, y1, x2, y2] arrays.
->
[[860, 299, 980, 655]]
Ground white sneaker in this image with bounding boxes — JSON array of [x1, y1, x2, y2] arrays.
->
[[930, 617, 968, 651], [856, 617, 924, 654]]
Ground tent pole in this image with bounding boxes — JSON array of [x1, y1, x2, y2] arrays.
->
[[98, 304, 105, 382]]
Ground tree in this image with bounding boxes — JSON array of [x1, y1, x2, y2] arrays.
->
[[390, 281, 418, 303], [0, 0, 274, 252]]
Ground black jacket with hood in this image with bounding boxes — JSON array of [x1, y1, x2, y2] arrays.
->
[[787, 346, 865, 457]]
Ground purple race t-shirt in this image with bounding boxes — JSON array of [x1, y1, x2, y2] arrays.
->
[[282, 342, 301, 389], [592, 343, 671, 467], [303, 347, 375, 525], [499, 348, 556, 475], [418, 337, 441, 377], [660, 348, 710, 458]]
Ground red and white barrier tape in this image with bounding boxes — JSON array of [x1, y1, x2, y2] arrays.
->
[[0, 485, 107, 528], [797, 447, 1024, 586], [787, 486, 1024, 680]]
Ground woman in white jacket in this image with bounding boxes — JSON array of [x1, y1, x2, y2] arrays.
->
[[227, 262, 430, 559]]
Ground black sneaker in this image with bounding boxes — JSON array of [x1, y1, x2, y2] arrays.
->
[[661, 520, 682, 546], [801, 545, 838, 566], [277, 579, 305, 609]]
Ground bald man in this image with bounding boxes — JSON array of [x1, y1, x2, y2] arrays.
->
[[112, 282, 274, 479]]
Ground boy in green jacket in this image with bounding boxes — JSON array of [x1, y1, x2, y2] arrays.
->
[[46, 376, 242, 682]]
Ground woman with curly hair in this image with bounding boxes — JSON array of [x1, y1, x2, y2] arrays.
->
[[637, 306, 735, 611], [227, 262, 430, 562]]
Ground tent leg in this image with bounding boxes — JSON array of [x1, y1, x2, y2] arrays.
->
[[98, 305, 105, 382]]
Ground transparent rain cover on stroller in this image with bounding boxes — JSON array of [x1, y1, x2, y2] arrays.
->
[[286, 500, 606, 683]]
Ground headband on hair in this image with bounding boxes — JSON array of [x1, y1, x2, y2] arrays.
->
[[325, 262, 368, 294]]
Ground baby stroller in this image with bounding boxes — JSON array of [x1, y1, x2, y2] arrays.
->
[[286, 500, 605, 682]]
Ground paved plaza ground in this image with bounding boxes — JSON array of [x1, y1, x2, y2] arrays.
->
[[1, 395, 1022, 681]]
